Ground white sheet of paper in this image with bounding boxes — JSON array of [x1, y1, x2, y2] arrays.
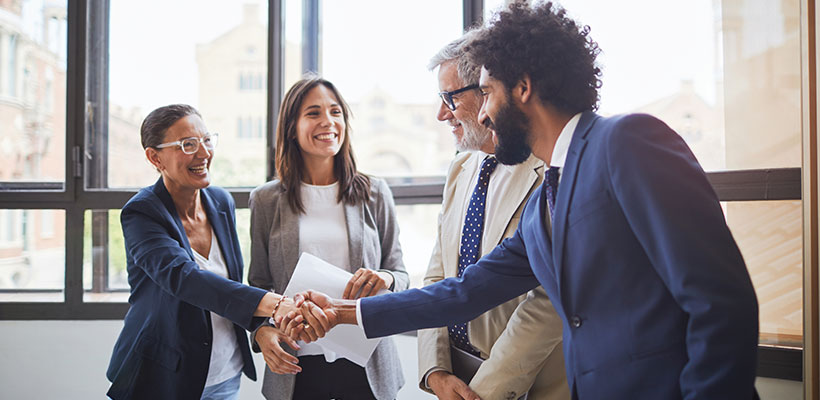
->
[[283, 252, 385, 367]]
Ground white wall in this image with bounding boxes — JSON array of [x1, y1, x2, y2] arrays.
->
[[0, 321, 801, 399], [0, 320, 433, 399]]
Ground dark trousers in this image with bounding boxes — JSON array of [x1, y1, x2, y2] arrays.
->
[[292, 355, 377, 400]]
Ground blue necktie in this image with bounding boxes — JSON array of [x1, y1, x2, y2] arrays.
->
[[448, 156, 498, 357], [545, 166, 560, 220]]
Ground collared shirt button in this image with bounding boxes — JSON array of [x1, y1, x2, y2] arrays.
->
[[571, 315, 582, 328], [204, 342, 210, 346]]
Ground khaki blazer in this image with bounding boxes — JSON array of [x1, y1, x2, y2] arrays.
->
[[248, 177, 407, 400], [417, 152, 569, 400]]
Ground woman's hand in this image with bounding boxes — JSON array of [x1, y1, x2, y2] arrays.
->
[[255, 325, 302, 375], [342, 268, 393, 299], [275, 298, 331, 343]]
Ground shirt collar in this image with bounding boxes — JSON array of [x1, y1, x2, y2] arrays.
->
[[548, 113, 582, 169], [474, 150, 510, 176]]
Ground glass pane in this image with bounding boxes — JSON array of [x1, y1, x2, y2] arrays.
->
[[320, 0, 463, 178], [83, 208, 252, 302], [395, 204, 441, 288], [283, 0, 304, 90], [484, 0, 507, 21], [0, 209, 65, 302], [549, 0, 799, 171], [105, 1, 268, 189], [0, 0, 67, 187], [725, 200, 802, 347], [83, 210, 127, 302]]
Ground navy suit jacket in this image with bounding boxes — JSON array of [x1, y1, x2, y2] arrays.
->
[[107, 178, 268, 400], [361, 112, 759, 399]]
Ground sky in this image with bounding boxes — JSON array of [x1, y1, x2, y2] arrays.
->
[[103, 0, 718, 115]]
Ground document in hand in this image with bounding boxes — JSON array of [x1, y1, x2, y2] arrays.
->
[[283, 252, 385, 367]]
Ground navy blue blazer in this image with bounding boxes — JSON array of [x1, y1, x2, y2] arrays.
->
[[107, 178, 268, 400], [361, 112, 759, 399]]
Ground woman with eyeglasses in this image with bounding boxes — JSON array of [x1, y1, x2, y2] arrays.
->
[[106, 104, 327, 400], [247, 75, 408, 399]]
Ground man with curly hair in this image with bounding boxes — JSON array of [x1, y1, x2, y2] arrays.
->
[[418, 30, 568, 400], [292, 2, 760, 399]]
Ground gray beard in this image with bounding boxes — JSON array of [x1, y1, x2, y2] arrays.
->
[[455, 122, 493, 152]]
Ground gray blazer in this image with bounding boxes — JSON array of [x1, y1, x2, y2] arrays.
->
[[248, 177, 408, 400]]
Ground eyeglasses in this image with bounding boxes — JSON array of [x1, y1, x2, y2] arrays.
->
[[438, 84, 479, 111], [155, 133, 219, 154]]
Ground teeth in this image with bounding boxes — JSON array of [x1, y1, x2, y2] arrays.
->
[[315, 133, 336, 140]]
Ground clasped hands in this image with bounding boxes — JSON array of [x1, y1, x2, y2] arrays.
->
[[256, 268, 391, 374]]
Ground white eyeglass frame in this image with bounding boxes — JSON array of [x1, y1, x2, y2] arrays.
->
[[155, 133, 218, 154]]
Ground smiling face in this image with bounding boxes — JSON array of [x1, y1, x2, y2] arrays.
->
[[477, 67, 533, 165], [295, 84, 346, 163], [436, 60, 491, 152], [147, 114, 213, 193]]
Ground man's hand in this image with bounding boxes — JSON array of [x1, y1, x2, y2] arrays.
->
[[428, 371, 481, 400], [343, 268, 393, 299], [255, 325, 302, 375]]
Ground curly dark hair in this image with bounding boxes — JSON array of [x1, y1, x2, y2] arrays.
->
[[466, 1, 602, 114]]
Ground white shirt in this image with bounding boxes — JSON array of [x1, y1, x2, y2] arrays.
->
[[549, 113, 583, 184], [297, 181, 350, 360], [191, 228, 244, 387]]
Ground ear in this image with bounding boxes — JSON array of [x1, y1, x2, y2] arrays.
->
[[145, 147, 164, 171], [511, 74, 533, 105]]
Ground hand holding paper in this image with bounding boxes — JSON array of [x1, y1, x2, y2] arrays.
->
[[280, 253, 385, 367]]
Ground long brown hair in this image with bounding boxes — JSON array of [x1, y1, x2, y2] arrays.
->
[[274, 75, 370, 213]]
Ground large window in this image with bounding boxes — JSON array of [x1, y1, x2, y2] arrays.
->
[[556, 0, 803, 350], [0, 0, 67, 188], [103, 1, 269, 189], [0, 0, 810, 383]]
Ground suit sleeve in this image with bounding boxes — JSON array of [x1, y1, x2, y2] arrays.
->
[[121, 199, 267, 331], [360, 221, 539, 338], [416, 201, 453, 392], [373, 179, 409, 291], [605, 114, 758, 399], [469, 286, 564, 398]]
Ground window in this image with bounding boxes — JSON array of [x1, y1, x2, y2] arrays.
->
[[105, 0, 269, 188], [0, 209, 65, 302], [0, 0, 66, 187], [319, 0, 464, 179], [553, 0, 802, 351], [0, 0, 811, 383]]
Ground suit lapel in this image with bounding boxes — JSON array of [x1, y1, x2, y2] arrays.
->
[[201, 189, 239, 281], [442, 157, 476, 277], [344, 200, 364, 272], [483, 155, 542, 254], [552, 111, 598, 287], [152, 178, 194, 260], [279, 195, 300, 286]]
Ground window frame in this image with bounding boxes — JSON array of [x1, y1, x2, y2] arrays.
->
[[0, 0, 808, 384]]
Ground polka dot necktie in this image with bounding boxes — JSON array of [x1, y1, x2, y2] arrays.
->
[[545, 166, 560, 221], [448, 156, 499, 357]]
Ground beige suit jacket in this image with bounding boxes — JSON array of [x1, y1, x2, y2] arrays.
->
[[417, 152, 569, 400]]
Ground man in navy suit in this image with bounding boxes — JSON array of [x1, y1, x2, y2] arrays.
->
[[297, 2, 759, 399]]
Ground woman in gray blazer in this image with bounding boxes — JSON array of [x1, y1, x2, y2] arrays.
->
[[248, 75, 408, 400]]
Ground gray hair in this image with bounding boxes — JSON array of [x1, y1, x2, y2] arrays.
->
[[427, 29, 482, 85]]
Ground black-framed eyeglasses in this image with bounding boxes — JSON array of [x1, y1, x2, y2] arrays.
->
[[155, 133, 219, 154], [438, 84, 479, 111]]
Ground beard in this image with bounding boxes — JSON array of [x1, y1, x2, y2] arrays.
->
[[484, 100, 533, 165], [455, 117, 493, 152]]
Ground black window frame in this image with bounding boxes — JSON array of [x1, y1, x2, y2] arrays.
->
[[0, 0, 804, 383]]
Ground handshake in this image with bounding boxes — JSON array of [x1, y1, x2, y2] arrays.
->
[[257, 268, 390, 374]]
